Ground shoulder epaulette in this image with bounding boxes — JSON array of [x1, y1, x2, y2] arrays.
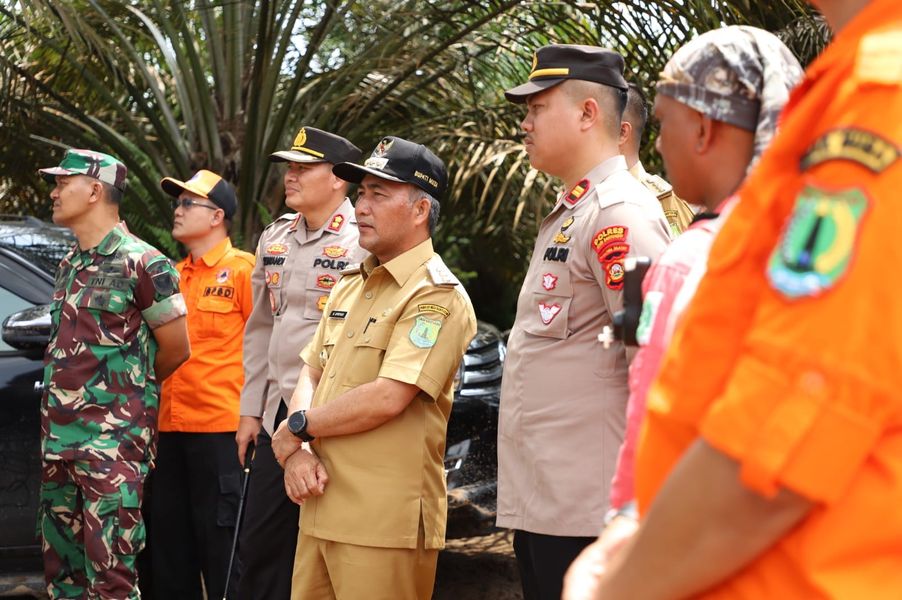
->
[[426, 255, 459, 287], [263, 212, 299, 231], [339, 263, 362, 277], [641, 172, 673, 200]]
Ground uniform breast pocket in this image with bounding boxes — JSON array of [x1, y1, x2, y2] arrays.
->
[[521, 270, 573, 340], [303, 270, 336, 321], [194, 295, 238, 339], [76, 288, 132, 346], [346, 322, 393, 385]]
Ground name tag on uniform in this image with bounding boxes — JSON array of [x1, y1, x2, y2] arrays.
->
[[329, 310, 347, 320]]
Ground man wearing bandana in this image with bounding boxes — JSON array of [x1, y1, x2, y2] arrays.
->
[[569, 0, 902, 597]]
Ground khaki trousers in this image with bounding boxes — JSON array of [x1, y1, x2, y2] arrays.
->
[[291, 524, 438, 600]]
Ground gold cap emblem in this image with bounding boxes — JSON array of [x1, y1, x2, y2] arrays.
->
[[292, 127, 307, 149]]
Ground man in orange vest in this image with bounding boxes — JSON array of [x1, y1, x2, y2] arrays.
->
[[583, 0, 902, 597], [152, 170, 254, 600]]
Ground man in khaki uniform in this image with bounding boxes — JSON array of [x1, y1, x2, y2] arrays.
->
[[496, 45, 672, 600], [620, 83, 695, 236], [271, 136, 477, 600], [235, 126, 364, 600]]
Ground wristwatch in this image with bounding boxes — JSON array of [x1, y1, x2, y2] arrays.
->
[[287, 410, 315, 442]]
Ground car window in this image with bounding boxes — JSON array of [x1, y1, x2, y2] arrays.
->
[[0, 285, 34, 352]]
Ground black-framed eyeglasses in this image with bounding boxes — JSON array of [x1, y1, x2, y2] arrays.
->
[[172, 198, 219, 211]]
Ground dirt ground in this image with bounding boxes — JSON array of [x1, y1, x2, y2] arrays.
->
[[4, 531, 522, 600], [434, 530, 522, 600]]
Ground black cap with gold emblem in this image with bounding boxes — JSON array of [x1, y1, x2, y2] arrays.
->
[[270, 126, 362, 165], [504, 44, 629, 104], [332, 136, 448, 198]]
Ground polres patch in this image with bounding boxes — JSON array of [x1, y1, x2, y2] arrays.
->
[[767, 186, 868, 299], [409, 315, 442, 348], [591, 225, 630, 290], [541, 273, 558, 291]]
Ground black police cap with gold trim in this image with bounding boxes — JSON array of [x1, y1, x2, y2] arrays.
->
[[270, 126, 362, 165], [505, 44, 628, 104]]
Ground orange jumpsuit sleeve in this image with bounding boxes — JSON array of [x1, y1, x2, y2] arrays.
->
[[700, 78, 902, 505]]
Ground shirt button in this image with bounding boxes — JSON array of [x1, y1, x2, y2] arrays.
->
[[365, 291, 373, 299], [346, 331, 354, 338], [329, 371, 336, 379]]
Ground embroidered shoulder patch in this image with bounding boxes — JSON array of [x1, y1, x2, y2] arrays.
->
[[591, 226, 630, 290], [417, 303, 450, 317], [409, 315, 442, 348], [801, 129, 900, 173], [767, 186, 869, 299]]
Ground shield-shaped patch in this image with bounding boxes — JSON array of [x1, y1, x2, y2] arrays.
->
[[767, 186, 868, 298], [409, 315, 442, 348]]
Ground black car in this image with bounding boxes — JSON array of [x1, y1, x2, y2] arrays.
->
[[0, 217, 73, 595], [0, 217, 503, 592]]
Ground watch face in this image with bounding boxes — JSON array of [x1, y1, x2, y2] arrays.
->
[[288, 411, 306, 434]]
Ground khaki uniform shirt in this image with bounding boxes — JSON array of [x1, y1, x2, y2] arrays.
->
[[240, 199, 366, 435], [497, 155, 671, 536], [299, 239, 476, 550], [629, 161, 696, 237]]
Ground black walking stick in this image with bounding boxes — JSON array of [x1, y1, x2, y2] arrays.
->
[[223, 442, 254, 600]]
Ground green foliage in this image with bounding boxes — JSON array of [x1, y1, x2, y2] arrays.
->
[[0, 0, 826, 327]]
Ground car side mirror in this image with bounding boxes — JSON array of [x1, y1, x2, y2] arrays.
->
[[3, 303, 52, 354]]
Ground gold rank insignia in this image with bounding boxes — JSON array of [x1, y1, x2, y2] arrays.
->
[[565, 179, 590, 205], [327, 214, 345, 232]]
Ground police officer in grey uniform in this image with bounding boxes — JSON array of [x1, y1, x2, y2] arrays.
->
[[496, 45, 672, 600], [235, 127, 364, 600]]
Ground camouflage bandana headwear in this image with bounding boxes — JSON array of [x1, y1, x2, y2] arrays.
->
[[656, 26, 803, 166], [39, 148, 128, 192]]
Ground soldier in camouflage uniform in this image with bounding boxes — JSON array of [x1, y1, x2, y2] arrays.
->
[[38, 149, 191, 599]]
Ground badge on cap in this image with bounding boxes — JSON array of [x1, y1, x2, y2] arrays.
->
[[294, 128, 307, 148]]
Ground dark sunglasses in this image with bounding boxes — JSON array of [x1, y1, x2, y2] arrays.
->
[[172, 198, 219, 211]]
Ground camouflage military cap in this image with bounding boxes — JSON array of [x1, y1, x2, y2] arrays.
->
[[656, 26, 804, 163], [39, 148, 128, 191]]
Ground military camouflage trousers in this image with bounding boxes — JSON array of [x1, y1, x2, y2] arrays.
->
[[40, 460, 148, 599]]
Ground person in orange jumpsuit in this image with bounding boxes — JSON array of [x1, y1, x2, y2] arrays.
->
[[585, 0, 902, 597], [152, 170, 254, 599]]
